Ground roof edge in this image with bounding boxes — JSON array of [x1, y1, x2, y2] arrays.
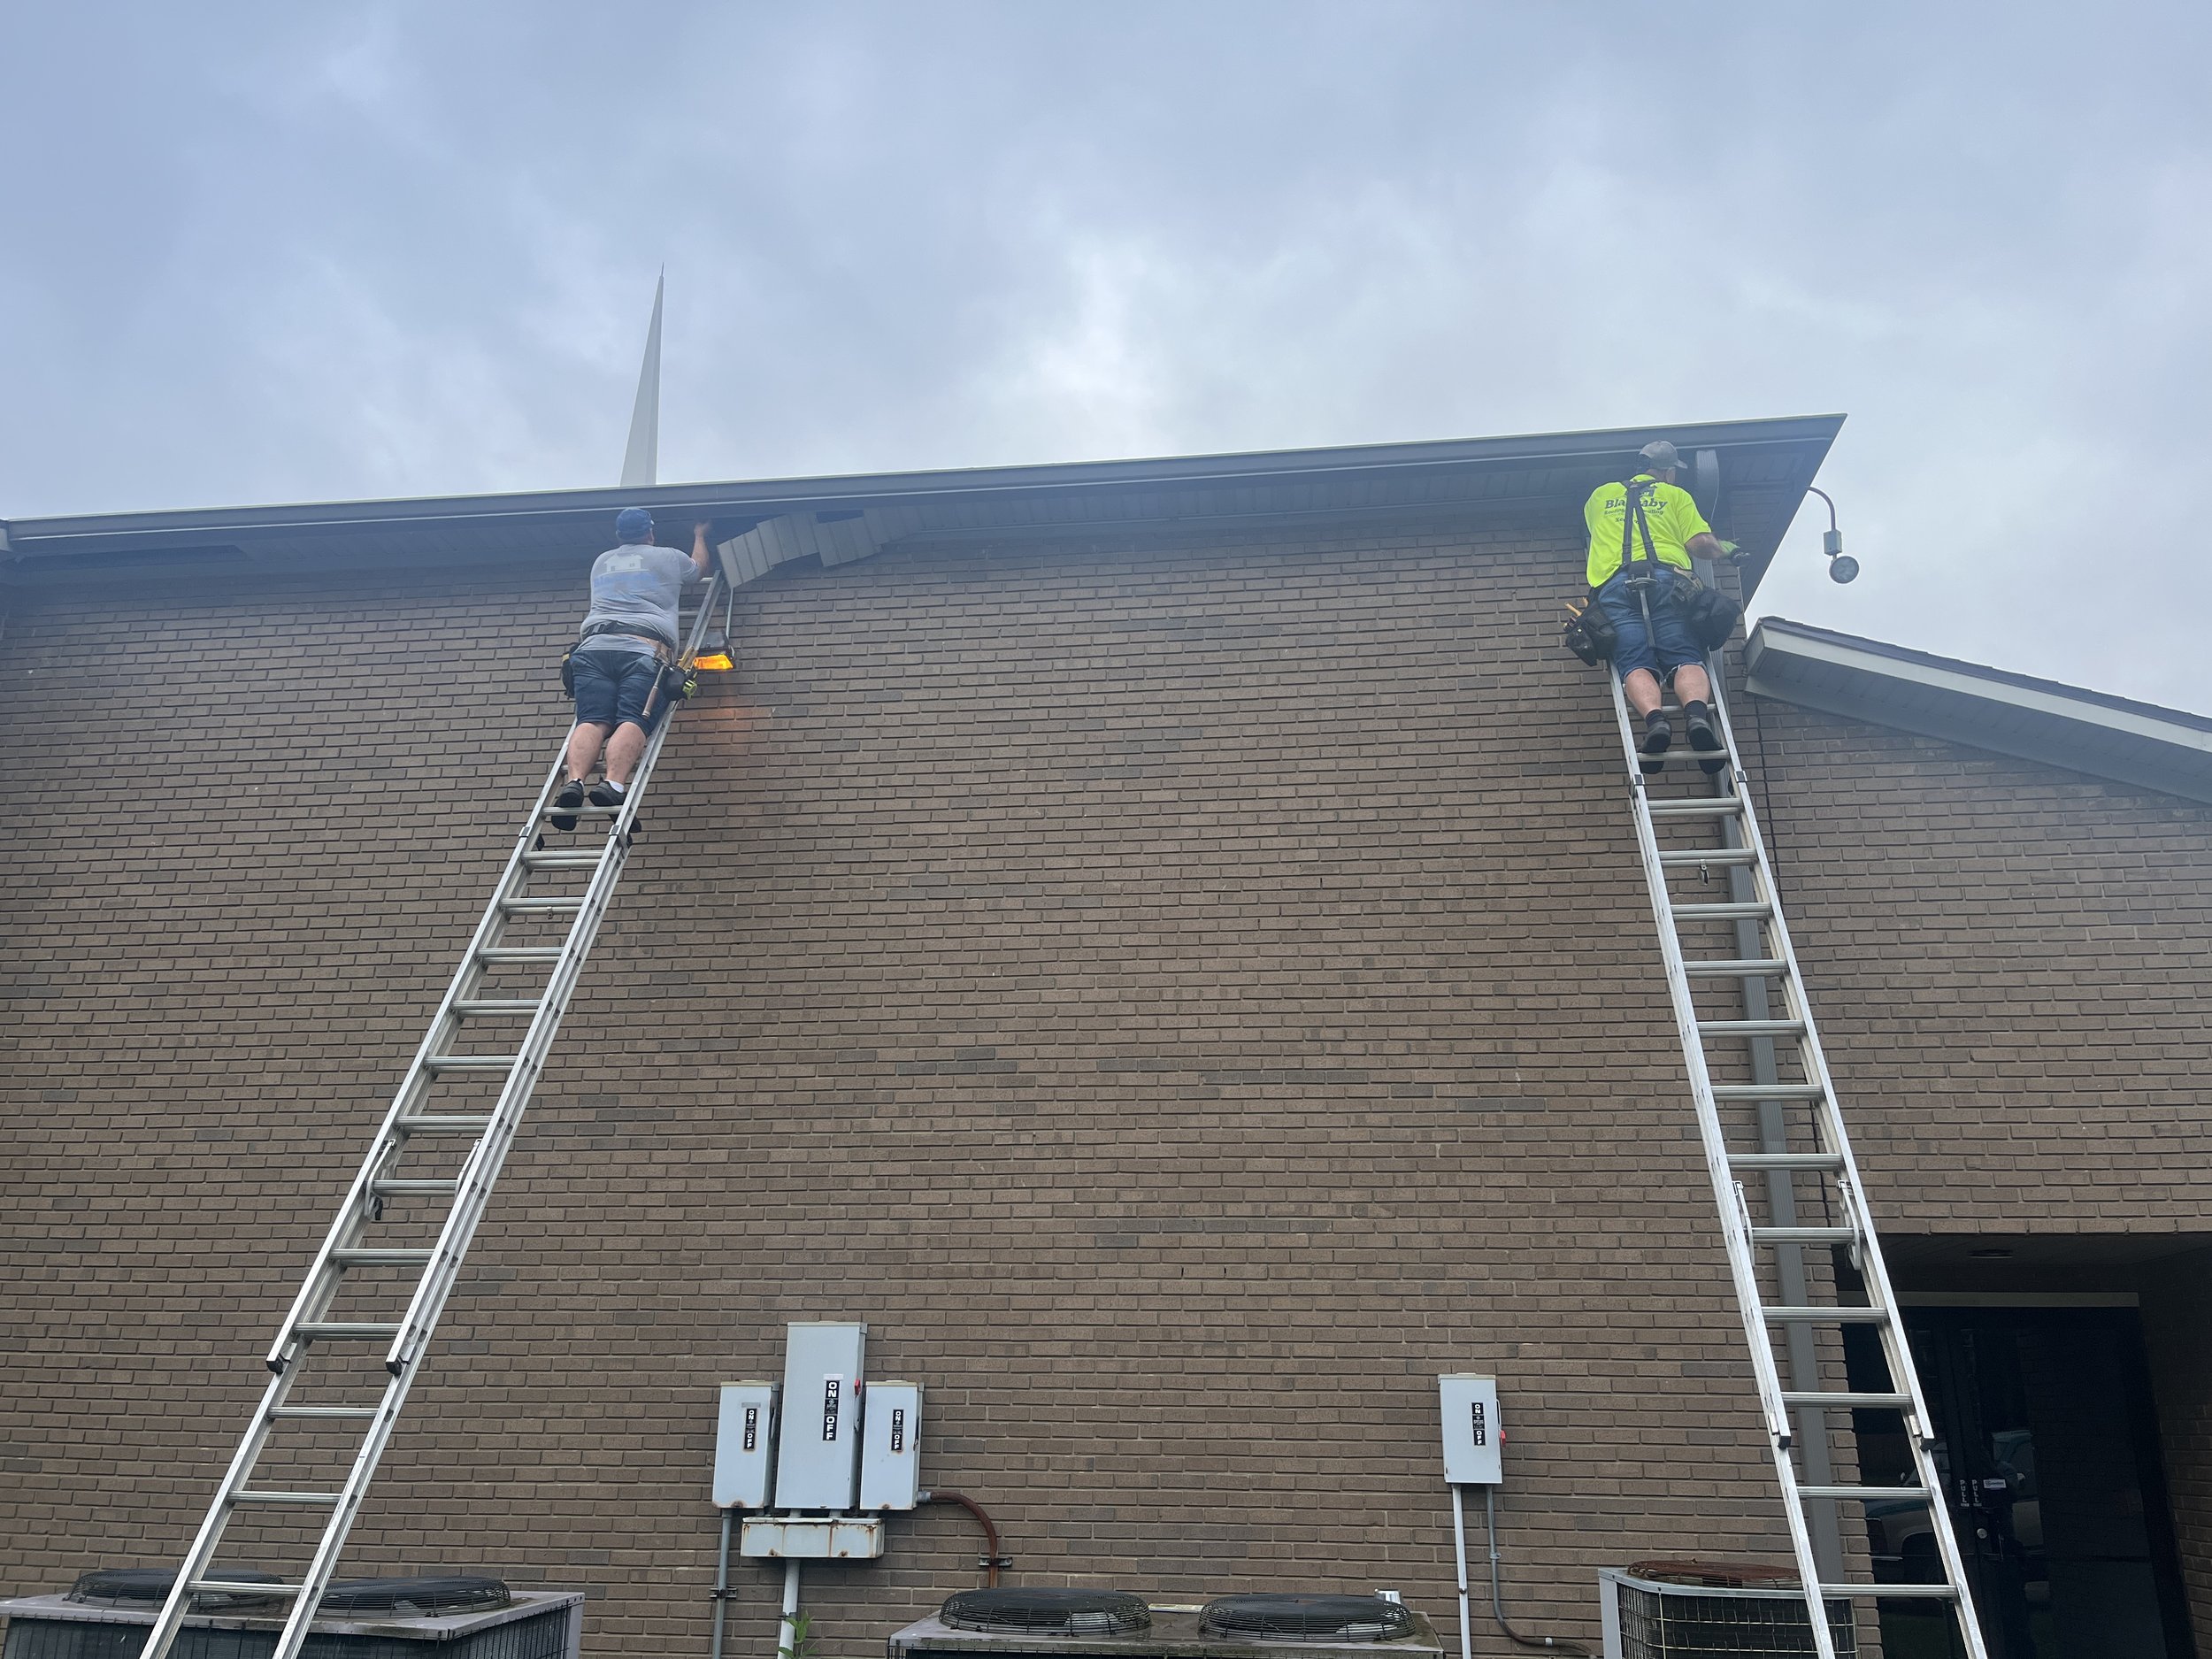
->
[[1745, 617, 2212, 806]]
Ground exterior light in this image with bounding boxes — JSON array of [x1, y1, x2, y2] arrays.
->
[[1808, 487, 1856, 583], [691, 588, 736, 672]]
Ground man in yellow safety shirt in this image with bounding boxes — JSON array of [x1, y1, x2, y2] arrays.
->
[[1584, 440, 1735, 772]]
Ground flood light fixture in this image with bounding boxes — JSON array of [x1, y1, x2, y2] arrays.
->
[[1807, 486, 1857, 583]]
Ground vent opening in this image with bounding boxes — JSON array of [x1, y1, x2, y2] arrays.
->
[[67, 1570, 282, 1611], [1199, 1595, 1417, 1643], [320, 1578, 513, 1615], [941, 1589, 1153, 1636]]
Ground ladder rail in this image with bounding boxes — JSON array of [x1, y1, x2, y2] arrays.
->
[[1605, 661, 1990, 1659], [263, 744, 573, 1376], [1709, 703, 1982, 1614], [1605, 672, 1840, 1659], [146, 578, 726, 1659]]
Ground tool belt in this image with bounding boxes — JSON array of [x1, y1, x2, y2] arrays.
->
[[560, 622, 680, 695]]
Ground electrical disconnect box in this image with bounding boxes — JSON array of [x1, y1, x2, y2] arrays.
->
[[775, 1322, 867, 1510], [1439, 1374, 1503, 1485], [713, 1381, 780, 1509], [857, 1380, 923, 1511]]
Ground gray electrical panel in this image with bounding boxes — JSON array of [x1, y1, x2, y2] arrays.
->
[[713, 1381, 780, 1509], [857, 1380, 923, 1511], [774, 1321, 866, 1510], [1439, 1373, 1502, 1485]]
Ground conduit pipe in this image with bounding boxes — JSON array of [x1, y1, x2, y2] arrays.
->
[[709, 1509, 736, 1659], [920, 1489, 1007, 1586], [1448, 1485, 1591, 1658], [776, 1562, 802, 1659]]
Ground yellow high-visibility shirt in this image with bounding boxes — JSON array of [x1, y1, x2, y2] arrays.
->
[[1585, 474, 1712, 588]]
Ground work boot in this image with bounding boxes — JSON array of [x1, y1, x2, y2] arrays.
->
[[550, 780, 584, 832], [1640, 713, 1671, 775], [1684, 703, 1725, 774]]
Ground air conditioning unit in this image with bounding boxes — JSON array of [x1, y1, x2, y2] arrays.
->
[[888, 1589, 1443, 1659], [1599, 1565, 1855, 1659], [0, 1571, 584, 1659]]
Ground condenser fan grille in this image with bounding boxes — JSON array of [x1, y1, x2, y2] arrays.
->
[[319, 1577, 513, 1615], [1199, 1595, 1416, 1642], [941, 1588, 1154, 1635], [67, 1569, 283, 1611]]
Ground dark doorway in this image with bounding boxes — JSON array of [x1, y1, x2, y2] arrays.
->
[[1852, 1303, 2194, 1659]]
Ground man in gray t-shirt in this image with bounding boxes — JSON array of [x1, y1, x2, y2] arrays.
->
[[552, 507, 710, 829]]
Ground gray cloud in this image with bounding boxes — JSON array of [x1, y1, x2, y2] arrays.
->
[[3, 1, 2206, 709]]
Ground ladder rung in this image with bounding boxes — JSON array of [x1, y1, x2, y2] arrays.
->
[[330, 1248, 434, 1267], [192, 1580, 306, 1598], [1799, 1484, 1934, 1502], [539, 802, 623, 818], [269, 1406, 379, 1420], [396, 1114, 493, 1134], [1683, 958, 1788, 977], [453, 1000, 542, 1017], [1697, 1018, 1806, 1038], [1673, 901, 1771, 921], [421, 1055, 516, 1072], [1784, 1391, 1914, 1409], [370, 1179, 458, 1196], [1657, 848, 1758, 867], [295, 1322, 403, 1340], [1764, 1305, 1893, 1324], [1712, 1084, 1827, 1100], [1751, 1226, 1857, 1244], [499, 896, 585, 916], [476, 947, 561, 964], [230, 1489, 343, 1506], [1645, 798, 1745, 817], [1728, 1152, 1845, 1171], [1818, 1583, 1959, 1601], [521, 851, 602, 870]]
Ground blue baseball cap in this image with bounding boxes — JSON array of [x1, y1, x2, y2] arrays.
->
[[615, 506, 654, 542]]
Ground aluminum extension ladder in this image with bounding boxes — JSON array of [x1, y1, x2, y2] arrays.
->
[[142, 577, 726, 1659], [1606, 667, 1988, 1659]]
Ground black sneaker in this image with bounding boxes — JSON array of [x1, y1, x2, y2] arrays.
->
[[1640, 716, 1671, 773], [588, 781, 627, 811], [550, 781, 584, 832], [1687, 717, 1726, 774]]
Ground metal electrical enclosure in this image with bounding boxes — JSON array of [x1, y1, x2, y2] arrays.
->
[[713, 1382, 780, 1509], [1439, 1374, 1503, 1484], [857, 1381, 923, 1511], [775, 1322, 866, 1510]]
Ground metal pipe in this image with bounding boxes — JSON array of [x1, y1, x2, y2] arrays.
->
[[776, 1561, 802, 1659], [1483, 1486, 1592, 1657], [709, 1509, 734, 1659], [920, 1489, 1007, 1586], [1448, 1485, 1475, 1659]]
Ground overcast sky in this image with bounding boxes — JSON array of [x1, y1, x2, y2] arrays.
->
[[4, 3, 2206, 710]]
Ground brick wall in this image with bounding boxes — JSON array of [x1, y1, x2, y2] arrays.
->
[[1, 515, 2202, 1657]]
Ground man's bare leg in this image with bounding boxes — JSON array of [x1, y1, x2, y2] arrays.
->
[[1622, 667, 1664, 718], [1674, 664, 1711, 709], [565, 721, 612, 782], [603, 721, 648, 787]]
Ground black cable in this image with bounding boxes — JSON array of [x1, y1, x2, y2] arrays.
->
[[1482, 1486, 1594, 1658]]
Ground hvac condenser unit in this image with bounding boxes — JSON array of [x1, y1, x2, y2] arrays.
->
[[888, 1589, 1444, 1659], [1599, 1566, 1855, 1659], [0, 1572, 584, 1659]]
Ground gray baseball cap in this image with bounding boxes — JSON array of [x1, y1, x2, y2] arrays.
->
[[1638, 440, 1690, 474]]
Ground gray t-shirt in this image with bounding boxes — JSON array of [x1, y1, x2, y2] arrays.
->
[[578, 543, 703, 659]]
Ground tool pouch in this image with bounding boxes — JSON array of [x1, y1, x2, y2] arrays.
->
[[1562, 595, 1617, 665], [657, 661, 697, 706], [1676, 575, 1745, 650], [559, 646, 576, 696]]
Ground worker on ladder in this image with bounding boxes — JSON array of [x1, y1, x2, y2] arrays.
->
[[552, 507, 713, 830], [1579, 440, 1737, 773]]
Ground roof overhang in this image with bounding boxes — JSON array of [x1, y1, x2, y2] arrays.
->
[[0, 414, 1841, 590], [1745, 618, 2212, 806]]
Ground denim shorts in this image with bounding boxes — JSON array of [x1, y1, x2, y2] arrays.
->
[[571, 649, 666, 732], [1595, 567, 1706, 681]]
